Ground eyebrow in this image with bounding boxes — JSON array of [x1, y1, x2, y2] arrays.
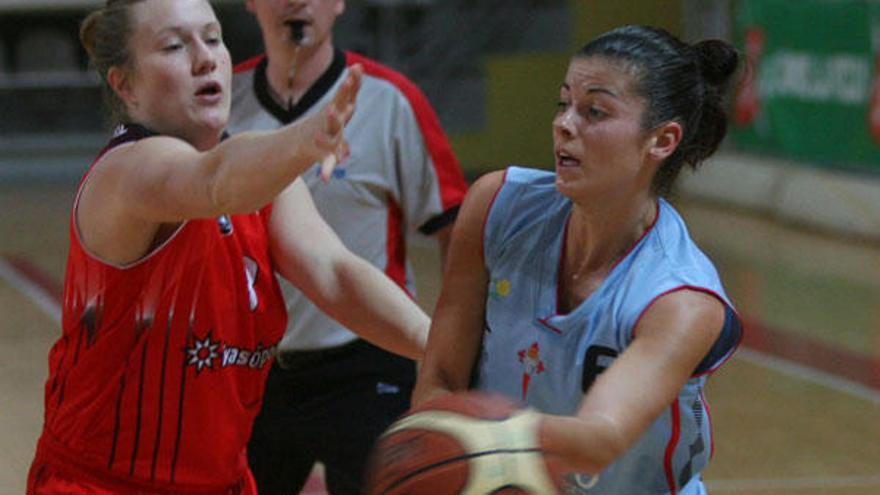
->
[[559, 82, 620, 100], [155, 22, 221, 37]]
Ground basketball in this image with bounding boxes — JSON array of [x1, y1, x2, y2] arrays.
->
[[365, 391, 572, 495]]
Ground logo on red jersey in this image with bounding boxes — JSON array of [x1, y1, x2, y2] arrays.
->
[[185, 333, 276, 373], [217, 214, 233, 236], [517, 341, 545, 400], [186, 335, 220, 372]]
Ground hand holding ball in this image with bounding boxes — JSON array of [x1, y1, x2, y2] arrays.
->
[[366, 392, 574, 494]]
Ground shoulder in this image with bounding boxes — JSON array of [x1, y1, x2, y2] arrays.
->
[[459, 170, 506, 219], [230, 55, 262, 109], [612, 199, 735, 329], [346, 51, 433, 109], [490, 166, 560, 213], [233, 54, 264, 75], [90, 136, 197, 188], [649, 200, 724, 284], [481, 167, 560, 231], [345, 51, 420, 94], [503, 166, 556, 187]]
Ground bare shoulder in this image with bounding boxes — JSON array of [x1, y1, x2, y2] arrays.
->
[[637, 289, 726, 344], [458, 170, 506, 220], [93, 135, 196, 179]]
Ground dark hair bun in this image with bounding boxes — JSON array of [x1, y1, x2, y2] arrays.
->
[[694, 39, 739, 87]]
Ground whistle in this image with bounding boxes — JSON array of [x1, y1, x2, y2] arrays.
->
[[286, 21, 305, 44]]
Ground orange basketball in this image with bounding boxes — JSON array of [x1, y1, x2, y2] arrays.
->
[[365, 391, 572, 495]]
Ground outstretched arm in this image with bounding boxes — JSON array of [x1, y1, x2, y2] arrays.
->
[[411, 170, 505, 406], [267, 179, 428, 360], [77, 66, 361, 265]]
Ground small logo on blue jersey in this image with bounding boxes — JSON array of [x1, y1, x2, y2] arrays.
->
[[517, 341, 545, 400], [489, 278, 511, 299], [315, 166, 347, 180]]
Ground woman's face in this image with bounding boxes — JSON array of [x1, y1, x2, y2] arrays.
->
[[552, 56, 658, 203], [116, 0, 231, 148]]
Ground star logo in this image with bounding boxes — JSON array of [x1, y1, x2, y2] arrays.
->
[[517, 341, 545, 400], [186, 334, 220, 373]]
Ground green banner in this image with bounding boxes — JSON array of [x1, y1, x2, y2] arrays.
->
[[732, 0, 880, 172]]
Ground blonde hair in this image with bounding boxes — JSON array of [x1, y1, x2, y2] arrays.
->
[[79, 0, 147, 125]]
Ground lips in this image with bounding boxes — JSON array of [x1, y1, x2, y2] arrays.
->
[[556, 150, 580, 168], [195, 81, 223, 103]]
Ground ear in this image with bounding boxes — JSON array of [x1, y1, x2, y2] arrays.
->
[[107, 65, 136, 109], [244, 0, 256, 14], [336, 0, 346, 16], [645, 121, 683, 164]]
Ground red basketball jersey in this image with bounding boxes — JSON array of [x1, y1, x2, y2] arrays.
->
[[32, 125, 288, 494]]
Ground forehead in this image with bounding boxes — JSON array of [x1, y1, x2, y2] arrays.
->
[[253, 0, 342, 11], [130, 0, 219, 37], [561, 56, 640, 99]]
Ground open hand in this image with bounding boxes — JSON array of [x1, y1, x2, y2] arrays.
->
[[314, 63, 362, 181]]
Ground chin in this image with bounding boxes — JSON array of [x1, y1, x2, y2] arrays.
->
[[200, 112, 229, 134]]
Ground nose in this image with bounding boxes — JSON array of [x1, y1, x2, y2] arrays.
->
[[192, 39, 217, 76], [553, 108, 576, 141]]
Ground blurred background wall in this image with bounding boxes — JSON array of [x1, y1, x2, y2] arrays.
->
[[2, 0, 879, 241]]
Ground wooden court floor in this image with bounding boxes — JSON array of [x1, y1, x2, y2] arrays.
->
[[1, 183, 878, 494]]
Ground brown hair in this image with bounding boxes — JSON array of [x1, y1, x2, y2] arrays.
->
[[576, 26, 740, 196], [79, 0, 147, 125]]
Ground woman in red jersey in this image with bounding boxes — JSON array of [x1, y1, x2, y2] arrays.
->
[[27, 1, 428, 494]]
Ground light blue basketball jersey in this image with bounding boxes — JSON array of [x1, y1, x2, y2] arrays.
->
[[475, 167, 741, 495]]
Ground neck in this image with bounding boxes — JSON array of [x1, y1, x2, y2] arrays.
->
[[565, 194, 657, 277], [265, 39, 336, 109]]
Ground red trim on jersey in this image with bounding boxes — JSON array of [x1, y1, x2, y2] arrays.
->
[[663, 399, 682, 495], [234, 55, 265, 74], [701, 389, 715, 460], [547, 200, 660, 318], [555, 213, 572, 315], [346, 51, 467, 211], [385, 195, 408, 294]]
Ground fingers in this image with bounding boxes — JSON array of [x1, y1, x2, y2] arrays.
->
[[327, 63, 362, 132], [320, 154, 337, 182], [314, 64, 361, 181]]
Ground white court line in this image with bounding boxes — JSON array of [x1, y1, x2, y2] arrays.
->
[[736, 348, 880, 406], [707, 474, 880, 492], [0, 256, 61, 323]]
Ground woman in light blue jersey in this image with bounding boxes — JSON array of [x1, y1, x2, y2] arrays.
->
[[411, 25, 743, 494]]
